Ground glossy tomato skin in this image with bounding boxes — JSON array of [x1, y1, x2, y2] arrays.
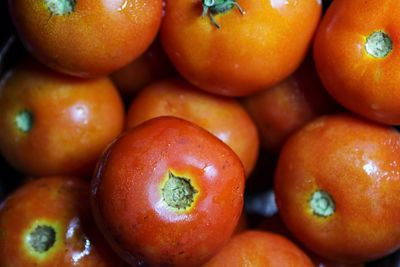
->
[[203, 230, 313, 267], [91, 116, 245, 266], [0, 176, 127, 266], [0, 57, 124, 178], [9, 0, 163, 77], [125, 77, 259, 177], [161, 0, 322, 97], [274, 113, 400, 263], [313, 0, 400, 125], [242, 55, 341, 153]]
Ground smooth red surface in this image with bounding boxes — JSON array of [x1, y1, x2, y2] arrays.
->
[[0, 176, 126, 266], [9, 0, 163, 77], [274, 113, 400, 263], [91, 116, 245, 266], [0, 57, 124, 177], [125, 77, 259, 177], [161, 0, 322, 96], [314, 0, 400, 125]]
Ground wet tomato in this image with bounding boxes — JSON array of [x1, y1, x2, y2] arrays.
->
[[0, 57, 124, 178], [125, 77, 259, 177], [202, 230, 313, 267], [274, 113, 400, 263], [161, 0, 322, 96], [314, 0, 400, 125], [0, 176, 126, 266], [8, 0, 163, 77], [91, 116, 245, 266]]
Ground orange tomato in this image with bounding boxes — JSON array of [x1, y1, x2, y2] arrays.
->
[[161, 0, 322, 96], [9, 0, 163, 77], [125, 77, 259, 177], [0, 176, 126, 266], [274, 113, 400, 263], [314, 0, 400, 125], [91, 116, 245, 266], [202, 230, 313, 267], [0, 57, 124, 177]]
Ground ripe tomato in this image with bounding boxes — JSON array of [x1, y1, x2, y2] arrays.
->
[[8, 0, 163, 77], [274, 113, 400, 263], [91, 116, 245, 266], [110, 37, 176, 99], [0, 176, 126, 266], [0, 57, 124, 177], [203, 230, 313, 267], [125, 77, 259, 177], [313, 0, 400, 125], [242, 55, 341, 153], [161, 0, 322, 96]]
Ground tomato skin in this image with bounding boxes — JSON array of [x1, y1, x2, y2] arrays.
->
[[91, 116, 245, 266], [0, 176, 126, 266], [161, 0, 322, 96], [274, 113, 400, 263], [8, 0, 163, 77], [0, 57, 124, 177], [125, 77, 259, 177], [202, 230, 313, 267], [313, 0, 400, 125], [242, 55, 340, 153]]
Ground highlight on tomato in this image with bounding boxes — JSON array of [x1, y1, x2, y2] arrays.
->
[[161, 0, 322, 96], [125, 77, 259, 177], [0, 176, 126, 266], [8, 0, 163, 77], [91, 116, 245, 266], [274, 113, 400, 263], [0, 57, 124, 178]]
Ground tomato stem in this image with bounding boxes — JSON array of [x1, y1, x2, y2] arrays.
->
[[45, 0, 76, 16], [309, 189, 335, 217], [365, 31, 392, 58], [26, 225, 56, 253], [15, 110, 33, 133], [202, 0, 244, 29], [162, 171, 198, 210]]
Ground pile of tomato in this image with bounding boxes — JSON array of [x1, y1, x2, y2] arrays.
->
[[1, 0, 399, 266]]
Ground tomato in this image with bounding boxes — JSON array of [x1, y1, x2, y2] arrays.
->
[[125, 77, 259, 177], [161, 0, 322, 97], [91, 116, 245, 266], [242, 55, 341, 153], [8, 0, 163, 77], [202, 230, 313, 267], [0, 176, 126, 266], [274, 113, 400, 263], [110, 37, 177, 99], [0, 57, 124, 178], [313, 0, 400, 125]]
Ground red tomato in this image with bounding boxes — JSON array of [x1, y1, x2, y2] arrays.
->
[[91, 116, 245, 266], [8, 0, 163, 77], [242, 55, 341, 153], [0, 57, 124, 177], [274, 113, 400, 263], [0, 176, 126, 266], [161, 0, 322, 96], [125, 77, 259, 177], [202, 230, 313, 267], [313, 0, 400, 125]]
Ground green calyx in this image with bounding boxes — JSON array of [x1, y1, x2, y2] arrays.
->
[[27, 225, 56, 253], [45, 0, 76, 16], [162, 171, 198, 210], [365, 30, 392, 58], [309, 189, 335, 217], [202, 0, 244, 29], [15, 110, 33, 133]]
